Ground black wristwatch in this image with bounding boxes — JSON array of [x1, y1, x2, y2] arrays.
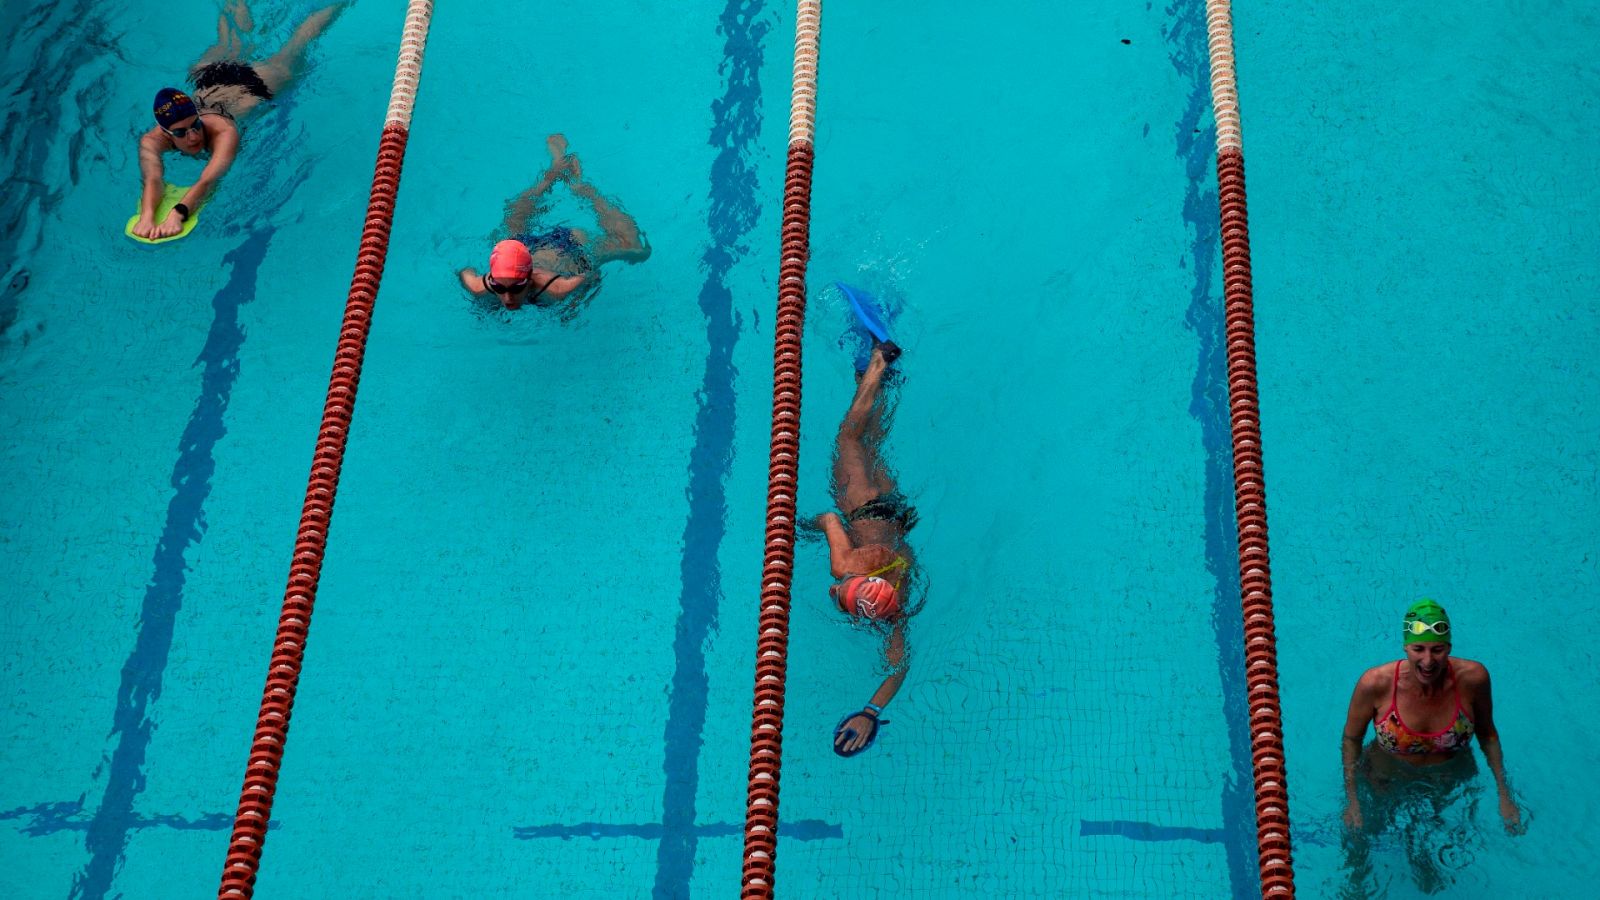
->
[[173, 202, 191, 222]]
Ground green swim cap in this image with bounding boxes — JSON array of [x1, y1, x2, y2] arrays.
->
[[1401, 597, 1451, 647]]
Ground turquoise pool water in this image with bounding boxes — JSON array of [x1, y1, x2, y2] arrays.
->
[[2, 1, 1596, 898]]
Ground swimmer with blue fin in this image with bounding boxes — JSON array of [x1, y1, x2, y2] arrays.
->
[[813, 284, 914, 757], [458, 135, 651, 311], [131, 1, 345, 242]]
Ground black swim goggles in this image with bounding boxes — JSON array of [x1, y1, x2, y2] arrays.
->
[[164, 120, 205, 139], [483, 274, 531, 294]]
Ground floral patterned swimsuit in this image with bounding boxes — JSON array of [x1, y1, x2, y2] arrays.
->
[[1374, 660, 1475, 755]]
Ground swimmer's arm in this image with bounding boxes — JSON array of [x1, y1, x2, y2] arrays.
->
[[458, 267, 490, 296], [864, 619, 909, 712], [136, 129, 169, 222], [1466, 664, 1519, 829], [543, 274, 587, 299], [1340, 668, 1382, 817], [818, 513, 856, 577], [180, 121, 240, 212]]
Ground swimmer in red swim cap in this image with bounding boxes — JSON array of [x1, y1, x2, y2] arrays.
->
[[458, 134, 651, 312], [813, 342, 917, 757]]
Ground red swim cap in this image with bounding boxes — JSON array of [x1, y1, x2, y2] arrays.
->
[[489, 239, 533, 280], [832, 575, 901, 620]]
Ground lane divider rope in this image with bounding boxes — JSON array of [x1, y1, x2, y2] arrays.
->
[[216, 3, 434, 896], [742, 1, 821, 897], [1203, 2, 1296, 895]]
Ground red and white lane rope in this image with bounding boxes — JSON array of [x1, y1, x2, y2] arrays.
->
[[741, 1, 821, 898], [217, 3, 433, 897], [1203, 1, 1296, 895]]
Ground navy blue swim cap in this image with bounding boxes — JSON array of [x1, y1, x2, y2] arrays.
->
[[153, 88, 198, 127]]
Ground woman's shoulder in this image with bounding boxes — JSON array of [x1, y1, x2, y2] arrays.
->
[[1354, 661, 1398, 693], [1450, 657, 1490, 686]]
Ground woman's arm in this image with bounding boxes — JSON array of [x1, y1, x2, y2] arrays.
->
[[818, 513, 856, 577], [180, 119, 239, 209], [151, 119, 239, 238], [833, 620, 909, 755], [458, 267, 489, 295], [1340, 668, 1380, 828], [867, 619, 909, 709], [1468, 664, 1521, 832], [134, 129, 170, 236], [540, 273, 588, 299]]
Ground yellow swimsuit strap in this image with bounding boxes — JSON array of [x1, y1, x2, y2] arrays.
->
[[861, 556, 909, 588]]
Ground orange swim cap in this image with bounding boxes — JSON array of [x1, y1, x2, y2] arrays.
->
[[832, 575, 901, 620], [489, 239, 533, 280]]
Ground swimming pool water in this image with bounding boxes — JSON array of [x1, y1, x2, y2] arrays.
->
[[2, 1, 1596, 898]]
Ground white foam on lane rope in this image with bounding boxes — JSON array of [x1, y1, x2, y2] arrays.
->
[[788, 0, 821, 147], [1204, 0, 1242, 153], [385, 0, 435, 130]]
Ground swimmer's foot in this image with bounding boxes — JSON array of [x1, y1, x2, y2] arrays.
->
[[877, 340, 903, 366], [795, 515, 825, 540], [545, 133, 582, 179], [225, 0, 255, 32], [863, 347, 889, 383]]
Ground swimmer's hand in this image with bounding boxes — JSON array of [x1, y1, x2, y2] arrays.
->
[[1341, 799, 1363, 832], [833, 711, 878, 755], [152, 209, 186, 239], [1500, 793, 1523, 835], [132, 214, 160, 240]]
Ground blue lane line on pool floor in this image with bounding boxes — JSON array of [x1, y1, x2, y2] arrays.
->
[[654, 3, 808, 896], [1080, 818, 1334, 849], [1080, 819, 1227, 844], [1165, 1, 1257, 897], [508, 5, 842, 874], [518, 819, 843, 842], [56, 230, 273, 900], [0, 801, 269, 837]]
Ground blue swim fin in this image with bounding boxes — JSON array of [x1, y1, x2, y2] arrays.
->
[[835, 282, 899, 371]]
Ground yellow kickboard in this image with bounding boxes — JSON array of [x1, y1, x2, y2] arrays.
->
[[125, 184, 202, 244]]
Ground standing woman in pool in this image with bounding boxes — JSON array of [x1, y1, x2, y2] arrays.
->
[[1342, 598, 1520, 819], [132, 2, 345, 239], [814, 341, 918, 757], [457, 135, 651, 313]]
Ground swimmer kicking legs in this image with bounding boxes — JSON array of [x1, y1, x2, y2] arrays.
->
[[133, 1, 345, 239]]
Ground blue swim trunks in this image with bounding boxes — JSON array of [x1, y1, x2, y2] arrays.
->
[[516, 228, 592, 273]]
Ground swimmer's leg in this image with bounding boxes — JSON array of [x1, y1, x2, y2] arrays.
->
[[501, 135, 574, 234], [252, 3, 344, 95], [561, 155, 650, 266], [195, 1, 256, 67], [1336, 829, 1377, 900], [575, 181, 651, 266], [831, 348, 898, 512]]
